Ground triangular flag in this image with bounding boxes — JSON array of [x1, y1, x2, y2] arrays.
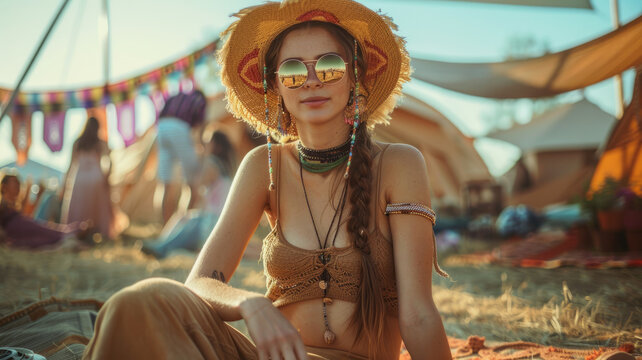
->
[[11, 112, 32, 166], [116, 100, 136, 147], [43, 111, 65, 152]]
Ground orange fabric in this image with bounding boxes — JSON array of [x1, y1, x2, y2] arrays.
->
[[590, 71, 642, 196], [10, 112, 31, 166]]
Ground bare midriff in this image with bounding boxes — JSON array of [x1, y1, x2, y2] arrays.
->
[[279, 299, 402, 359]]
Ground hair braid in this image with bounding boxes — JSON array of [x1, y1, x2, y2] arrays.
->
[[346, 122, 386, 358]]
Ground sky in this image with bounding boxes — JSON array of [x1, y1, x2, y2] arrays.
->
[[1, 0, 641, 177]]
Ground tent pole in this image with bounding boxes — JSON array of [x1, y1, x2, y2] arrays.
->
[[612, 0, 624, 119], [101, 0, 111, 86], [0, 0, 72, 123]]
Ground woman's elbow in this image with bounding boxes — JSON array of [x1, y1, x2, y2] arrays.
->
[[399, 303, 442, 331]]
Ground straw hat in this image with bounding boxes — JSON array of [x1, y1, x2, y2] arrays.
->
[[218, 0, 411, 140]]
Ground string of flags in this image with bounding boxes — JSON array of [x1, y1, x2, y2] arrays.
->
[[0, 39, 218, 163]]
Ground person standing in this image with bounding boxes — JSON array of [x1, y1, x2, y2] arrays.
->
[[155, 90, 207, 224], [61, 116, 113, 239]]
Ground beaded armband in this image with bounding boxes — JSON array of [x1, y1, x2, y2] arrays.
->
[[384, 202, 449, 278], [384, 203, 436, 226]]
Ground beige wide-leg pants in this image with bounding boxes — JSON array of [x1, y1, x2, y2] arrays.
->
[[82, 278, 367, 360]]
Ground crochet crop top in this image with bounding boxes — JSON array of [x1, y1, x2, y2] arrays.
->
[[261, 145, 399, 314]]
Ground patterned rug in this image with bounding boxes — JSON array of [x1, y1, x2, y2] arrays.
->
[[1, 298, 639, 359]]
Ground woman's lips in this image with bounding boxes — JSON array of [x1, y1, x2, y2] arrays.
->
[[301, 96, 329, 107]]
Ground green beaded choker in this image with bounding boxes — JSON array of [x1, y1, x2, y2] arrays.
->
[[297, 137, 351, 173]]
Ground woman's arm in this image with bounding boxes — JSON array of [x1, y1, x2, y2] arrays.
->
[[61, 142, 79, 200], [185, 144, 307, 360], [185, 145, 271, 320], [385, 144, 452, 360]]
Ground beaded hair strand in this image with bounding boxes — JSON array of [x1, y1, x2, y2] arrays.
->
[[344, 38, 360, 180], [264, 66, 275, 191]]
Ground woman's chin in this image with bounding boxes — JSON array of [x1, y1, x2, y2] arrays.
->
[[294, 111, 342, 126]]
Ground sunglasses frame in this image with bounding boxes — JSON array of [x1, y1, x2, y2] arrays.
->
[[275, 52, 349, 90]]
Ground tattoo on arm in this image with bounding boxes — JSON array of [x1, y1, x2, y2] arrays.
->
[[211, 270, 226, 283]]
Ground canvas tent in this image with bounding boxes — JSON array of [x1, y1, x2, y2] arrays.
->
[[589, 70, 642, 196], [373, 94, 492, 208], [487, 99, 616, 209], [411, 16, 642, 99]]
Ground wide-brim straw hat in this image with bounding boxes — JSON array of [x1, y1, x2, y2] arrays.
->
[[218, 0, 411, 140]]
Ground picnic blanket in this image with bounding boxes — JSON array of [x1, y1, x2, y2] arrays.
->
[[445, 231, 642, 269], [1, 298, 638, 359]]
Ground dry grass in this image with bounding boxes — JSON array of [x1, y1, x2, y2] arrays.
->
[[1, 241, 640, 352]]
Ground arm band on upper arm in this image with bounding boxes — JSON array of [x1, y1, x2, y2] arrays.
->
[[384, 202, 436, 226], [384, 202, 449, 278]]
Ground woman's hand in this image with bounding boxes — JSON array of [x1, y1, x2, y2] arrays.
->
[[240, 297, 308, 360]]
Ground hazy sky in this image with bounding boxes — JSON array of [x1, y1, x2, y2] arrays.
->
[[1, 0, 641, 176]]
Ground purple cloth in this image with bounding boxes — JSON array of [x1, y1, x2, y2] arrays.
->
[[1, 207, 66, 248]]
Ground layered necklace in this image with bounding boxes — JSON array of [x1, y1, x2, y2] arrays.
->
[[297, 136, 351, 173], [298, 149, 349, 345]]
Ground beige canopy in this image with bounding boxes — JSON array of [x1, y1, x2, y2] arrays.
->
[[411, 16, 642, 99], [416, 0, 591, 8], [486, 99, 616, 152]]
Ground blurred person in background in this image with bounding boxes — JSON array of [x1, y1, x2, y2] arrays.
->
[[143, 130, 236, 258], [61, 116, 113, 240], [155, 90, 208, 224], [1, 172, 82, 249]]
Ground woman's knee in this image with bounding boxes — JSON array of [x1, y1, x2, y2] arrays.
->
[[106, 278, 186, 312]]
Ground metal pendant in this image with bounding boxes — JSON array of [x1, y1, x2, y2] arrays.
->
[[319, 280, 328, 290]]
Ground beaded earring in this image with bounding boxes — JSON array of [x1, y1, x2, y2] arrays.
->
[[276, 95, 286, 136], [264, 65, 275, 191], [344, 89, 355, 125], [344, 39, 360, 180]]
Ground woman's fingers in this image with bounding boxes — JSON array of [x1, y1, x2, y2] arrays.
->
[[293, 339, 308, 360], [242, 298, 309, 360], [268, 346, 282, 360]]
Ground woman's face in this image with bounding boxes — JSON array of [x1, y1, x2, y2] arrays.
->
[[275, 26, 352, 128]]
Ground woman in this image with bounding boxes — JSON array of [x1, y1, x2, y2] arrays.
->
[[61, 116, 113, 239], [83, 1, 451, 359], [142, 130, 236, 258]]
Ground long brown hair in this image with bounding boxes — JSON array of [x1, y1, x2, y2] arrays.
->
[[75, 117, 100, 151], [266, 21, 385, 356]]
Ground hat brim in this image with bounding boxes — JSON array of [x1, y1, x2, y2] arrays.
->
[[218, 0, 410, 140]]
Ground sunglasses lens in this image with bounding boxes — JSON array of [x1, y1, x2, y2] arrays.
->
[[316, 54, 346, 85], [278, 60, 308, 89]]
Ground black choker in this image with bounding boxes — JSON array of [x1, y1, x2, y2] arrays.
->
[[297, 137, 351, 173]]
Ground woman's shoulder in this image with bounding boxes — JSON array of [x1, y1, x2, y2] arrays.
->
[[374, 142, 429, 196], [374, 141, 424, 166]]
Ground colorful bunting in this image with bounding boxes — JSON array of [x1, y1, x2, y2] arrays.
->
[[1, 39, 217, 114], [0, 39, 218, 154]]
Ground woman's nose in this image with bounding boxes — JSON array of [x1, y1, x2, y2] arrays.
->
[[303, 63, 322, 88]]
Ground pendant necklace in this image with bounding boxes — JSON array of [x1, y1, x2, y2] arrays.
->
[[299, 154, 349, 344]]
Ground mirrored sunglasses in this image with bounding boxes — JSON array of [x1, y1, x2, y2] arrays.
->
[[276, 53, 348, 89]]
